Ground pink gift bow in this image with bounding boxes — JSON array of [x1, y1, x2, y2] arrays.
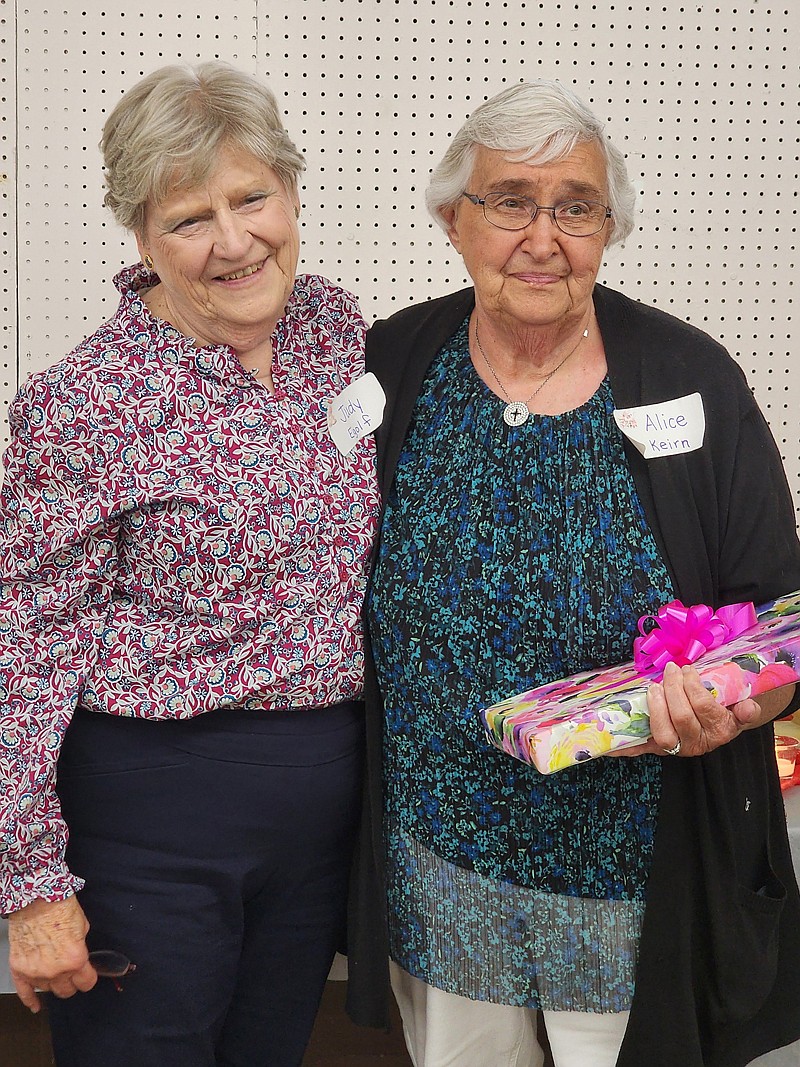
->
[[633, 600, 758, 677]]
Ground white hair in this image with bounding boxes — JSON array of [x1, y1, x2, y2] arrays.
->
[[425, 81, 636, 246]]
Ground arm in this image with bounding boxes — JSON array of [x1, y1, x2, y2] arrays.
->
[[616, 391, 800, 759], [605, 337, 800, 763], [0, 373, 120, 1002], [661, 396, 800, 752]]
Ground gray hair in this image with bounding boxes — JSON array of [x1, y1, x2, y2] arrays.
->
[[425, 81, 636, 246], [101, 62, 306, 234]]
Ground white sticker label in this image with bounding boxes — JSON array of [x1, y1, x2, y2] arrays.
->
[[613, 392, 705, 459], [327, 372, 386, 456]]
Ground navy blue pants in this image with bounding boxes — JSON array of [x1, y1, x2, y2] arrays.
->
[[47, 703, 364, 1067]]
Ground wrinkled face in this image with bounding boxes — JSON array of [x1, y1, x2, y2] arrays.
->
[[444, 141, 612, 332], [136, 144, 300, 350]]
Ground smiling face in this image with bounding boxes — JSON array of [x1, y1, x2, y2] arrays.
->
[[136, 143, 300, 353], [444, 141, 611, 335]]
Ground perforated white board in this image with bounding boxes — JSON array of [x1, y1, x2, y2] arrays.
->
[[3, 0, 799, 513]]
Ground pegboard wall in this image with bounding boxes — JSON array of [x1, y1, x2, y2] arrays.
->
[[2, 1, 799, 511]]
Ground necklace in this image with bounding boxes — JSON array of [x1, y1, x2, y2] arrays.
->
[[474, 315, 590, 426]]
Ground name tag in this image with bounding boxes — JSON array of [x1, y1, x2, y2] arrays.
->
[[613, 392, 705, 459], [327, 372, 386, 456]]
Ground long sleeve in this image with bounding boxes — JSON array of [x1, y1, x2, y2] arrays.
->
[[0, 374, 120, 913]]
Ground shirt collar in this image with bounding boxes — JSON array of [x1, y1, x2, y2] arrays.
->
[[113, 262, 298, 385]]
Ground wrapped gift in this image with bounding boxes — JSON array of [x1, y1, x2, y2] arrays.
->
[[481, 589, 800, 774]]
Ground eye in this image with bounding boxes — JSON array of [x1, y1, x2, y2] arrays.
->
[[495, 195, 527, 210], [171, 217, 206, 235], [238, 193, 269, 211], [557, 200, 593, 218]]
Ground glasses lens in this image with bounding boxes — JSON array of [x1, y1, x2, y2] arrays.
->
[[483, 193, 535, 230], [554, 201, 608, 235], [88, 950, 135, 977]]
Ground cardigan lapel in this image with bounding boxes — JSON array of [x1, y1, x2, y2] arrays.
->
[[367, 288, 475, 498]]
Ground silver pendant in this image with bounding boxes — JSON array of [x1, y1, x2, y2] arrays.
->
[[503, 400, 530, 426]]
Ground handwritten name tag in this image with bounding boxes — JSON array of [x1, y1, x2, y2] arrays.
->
[[613, 392, 705, 459], [327, 372, 386, 456]]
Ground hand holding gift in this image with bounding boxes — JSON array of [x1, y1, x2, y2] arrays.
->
[[612, 601, 763, 759], [481, 591, 800, 773], [613, 659, 760, 760]]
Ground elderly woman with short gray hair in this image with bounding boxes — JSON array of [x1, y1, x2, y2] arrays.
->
[[0, 61, 379, 1066], [362, 81, 800, 1066]]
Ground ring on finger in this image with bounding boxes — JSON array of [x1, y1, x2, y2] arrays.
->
[[662, 739, 682, 757]]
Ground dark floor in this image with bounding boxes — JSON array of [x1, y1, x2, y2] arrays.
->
[[302, 982, 413, 1067], [0, 995, 55, 1067], [0, 983, 555, 1066], [0, 983, 413, 1067]]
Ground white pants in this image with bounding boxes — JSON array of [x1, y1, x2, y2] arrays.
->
[[390, 962, 630, 1067]]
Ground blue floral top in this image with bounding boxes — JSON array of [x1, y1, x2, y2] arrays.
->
[[368, 320, 675, 1012]]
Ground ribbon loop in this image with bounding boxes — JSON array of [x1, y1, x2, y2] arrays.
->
[[633, 600, 757, 677]]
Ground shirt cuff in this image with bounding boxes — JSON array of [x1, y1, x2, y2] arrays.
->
[[0, 866, 85, 917]]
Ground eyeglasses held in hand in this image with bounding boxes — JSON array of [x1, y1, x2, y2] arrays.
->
[[461, 191, 612, 235], [88, 950, 137, 992]]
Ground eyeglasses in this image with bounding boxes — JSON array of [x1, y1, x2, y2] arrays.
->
[[461, 191, 612, 236], [89, 949, 137, 992]]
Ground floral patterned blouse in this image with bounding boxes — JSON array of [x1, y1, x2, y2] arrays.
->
[[0, 265, 379, 913], [368, 320, 674, 1012]]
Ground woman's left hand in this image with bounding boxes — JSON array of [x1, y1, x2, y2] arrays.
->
[[8, 895, 97, 1013], [611, 662, 794, 759]]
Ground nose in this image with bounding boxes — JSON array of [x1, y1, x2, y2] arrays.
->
[[519, 208, 562, 254], [212, 209, 252, 259], [520, 206, 563, 244]]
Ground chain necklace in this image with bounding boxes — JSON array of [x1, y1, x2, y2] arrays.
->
[[474, 315, 590, 426]]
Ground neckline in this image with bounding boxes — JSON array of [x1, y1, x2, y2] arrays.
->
[[450, 322, 608, 423]]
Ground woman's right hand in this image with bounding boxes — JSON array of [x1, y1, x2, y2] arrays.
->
[[8, 895, 97, 1012]]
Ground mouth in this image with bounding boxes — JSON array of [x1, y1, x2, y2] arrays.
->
[[216, 259, 266, 282], [512, 271, 563, 284]]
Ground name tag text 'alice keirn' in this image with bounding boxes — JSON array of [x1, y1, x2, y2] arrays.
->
[[613, 392, 705, 460]]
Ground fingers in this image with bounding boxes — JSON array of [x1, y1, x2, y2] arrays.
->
[[47, 959, 99, 998], [72, 960, 99, 994], [12, 975, 41, 1014], [647, 661, 743, 756], [729, 697, 759, 727], [12, 960, 97, 1012], [658, 662, 704, 751], [645, 667, 681, 752], [43, 977, 78, 999]]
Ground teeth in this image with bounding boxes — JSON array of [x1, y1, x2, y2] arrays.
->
[[219, 261, 263, 281]]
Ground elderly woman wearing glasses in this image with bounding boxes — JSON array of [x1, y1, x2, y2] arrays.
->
[[362, 82, 800, 1066], [0, 62, 379, 1066]]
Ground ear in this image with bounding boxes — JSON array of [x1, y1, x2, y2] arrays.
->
[[442, 204, 462, 253], [134, 232, 148, 261], [287, 182, 301, 220]]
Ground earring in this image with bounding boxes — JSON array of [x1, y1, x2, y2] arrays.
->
[[143, 253, 155, 270]]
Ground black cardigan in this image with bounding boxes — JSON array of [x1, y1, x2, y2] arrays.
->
[[346, 283, 800, 1067]]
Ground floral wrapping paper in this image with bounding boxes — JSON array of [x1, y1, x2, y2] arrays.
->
[[481, 589, 800, 774]]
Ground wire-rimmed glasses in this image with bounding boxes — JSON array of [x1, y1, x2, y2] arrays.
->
[[461, 191, 612, 236], [88, 949, 136, 992]]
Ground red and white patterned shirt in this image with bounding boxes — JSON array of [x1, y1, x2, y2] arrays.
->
[[0, 265, 380, 912]]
